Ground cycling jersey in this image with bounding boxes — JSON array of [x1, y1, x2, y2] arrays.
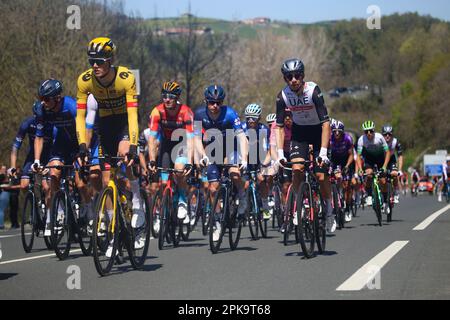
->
[[241, 122, 270, 166], [138, 127, 162, 155], [13, 116, 54, 179], [443, 163, 449, 180], [194, 105, 244, 182], [387, 137, 403, 164], [330, 133, 354, 162], [33, 96, 79, 164], [76, 66, 139, 147], [149, 104, 194, 140], [269, 121, 291, 154], [357, 133, 388, 165], [275, 82, 329, 159]]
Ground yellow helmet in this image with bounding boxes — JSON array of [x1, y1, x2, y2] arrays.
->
[[87, 37, 116, 58], [161, 81, 182, 96]]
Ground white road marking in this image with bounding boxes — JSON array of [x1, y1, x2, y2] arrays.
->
[[0, 249, 82, 266], [0, 233, 30, 239], [336, 241, 409, 291], [413, 204, 450, 231]]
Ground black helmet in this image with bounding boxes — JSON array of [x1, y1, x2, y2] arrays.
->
[[204, 85, 226, 101], [38, 79, 63, 98], [161, 81, 182, 96], [281, 58, 305, 75], [382, 124, 393, 135]]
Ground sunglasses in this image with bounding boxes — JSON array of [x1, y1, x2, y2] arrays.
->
[[39, 96, 57, 102], [383, 133, 392, 137], [333, 129, 343, 134], [88, 58, 111, 67], [365, 130, 375, 134], [246, 117, 259, 122], [162, 93, 178, 100], [285, 72, 303, 81], [207, 100, 223, 106]]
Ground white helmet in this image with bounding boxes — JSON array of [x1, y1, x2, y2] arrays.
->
[[266, 113, 277, 123], [245, 104, 262, 117]]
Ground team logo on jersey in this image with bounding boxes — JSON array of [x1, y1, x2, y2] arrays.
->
[[82, 72, 92, 82], [37, 124, 44, 131], [119, 72, 129, 80]]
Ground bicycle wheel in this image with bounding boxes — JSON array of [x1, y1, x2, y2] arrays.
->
[[386, 182, 393, 222], [51, 190, 72, 260], [21, 192, 36, 253], [92, 187, 119, 276], [314, 191, 326, 254], [128, 189, 151, 269], [229, 193, 242, 250], [283, 186, 296, 246], [332, 185, 345, 230], [202, 190, 211, 236], [297, 182, 315, 258], [150, 191, 162, 239], [209, 187, 227, 254], [372, 183, 383, 227], [351, 193, 358, 218], [188, 188, 201, 233], [273, 186, 283, 229], [158, 190, 173, 250], [247, 189, 259, 241]]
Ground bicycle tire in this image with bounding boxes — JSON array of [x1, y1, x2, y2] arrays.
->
[[209, 187, 227, 254], [273, 186, 283, 229], [297, 182, 315, 258], [188, 188, 201, 233], [332, 185, 344, 230], [21, 192, 36, 253], [51, 190, 72, 260], [386, 181, 393, 222], [314, 190, 326, 254], [92, 187, 119, 276], [150, 191, 162, 239], [373, 182, 383, 226], [128, 189, 151, 269], [229, 194, 242, 250], [283, 186, 296, 246], [247, 189, 259, 240], [159, 189, 172, 250]]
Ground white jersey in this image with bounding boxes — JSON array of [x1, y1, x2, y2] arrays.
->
[[357, 133, 389, 159], [281, 82, 323, 126]]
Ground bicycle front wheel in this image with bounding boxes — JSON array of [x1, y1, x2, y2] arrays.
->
[[51, 190, 72, 260], [128, 189, 151, 269], [92, 187, 119, 276], [21, 192, 36, 253], [209, 187, 227, 254], [229, 194, 242, 250], [297, 182, 315, 259], [247, 190, 259, 240], [372, 184, 383, 227]]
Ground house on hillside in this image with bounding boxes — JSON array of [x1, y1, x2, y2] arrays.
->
[[241, 17, 271, 25], [153, 27, 213, 36]]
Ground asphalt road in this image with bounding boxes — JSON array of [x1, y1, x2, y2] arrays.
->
[[1, 194, 449, 300]]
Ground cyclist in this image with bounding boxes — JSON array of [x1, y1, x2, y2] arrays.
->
[[193, 85, 249, 241], [241, 104, 272, 220], [148, 81, 194, 224], [33, 79, 89, 236], [356, 121, 391, 208], [330, 119, 356, 222], [274, 58, 334, 233], [75, 37, 144, 248], [411, 168, 421, 195], [9, 115, 54, 192], [382, 124, 404, 204], [266, 113, 277, 127], [438, 158, 450, 202]]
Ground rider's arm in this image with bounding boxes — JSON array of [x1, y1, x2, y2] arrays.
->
[[345, 148, 354, 168], [275, 93, 286, 159], [184, 108, 195, 165], [312, 86, 331, 151], [381, 136, 391, 169], [85, 94, 97, 149], [396, 142, 404, 172], [76, 74, 89, 146], [10, 119, 28, 169], [125, 72, 139, 147], [148, 108, 160, 163], [356, 137, 364, 173]]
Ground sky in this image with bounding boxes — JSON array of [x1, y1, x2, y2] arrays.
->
[[123, 0, 450, 23]]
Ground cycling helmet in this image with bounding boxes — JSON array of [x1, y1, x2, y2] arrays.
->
[[281, 58, 305, 75], [382, 124, 393, 135], [161, 81, 182, 96], [245, 104, 262, 117], [266, 113, 277, 123], [336, 120, 345, 131], [87, 37, 116, 58], [362, 120, 375, 131], [38, 79, 63, 98], [330, 118, 338, 130], [204, 85, 226, 101]]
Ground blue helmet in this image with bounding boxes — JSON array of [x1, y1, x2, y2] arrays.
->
[[204, 85, 226, 102], [38, 79, 63, 98]]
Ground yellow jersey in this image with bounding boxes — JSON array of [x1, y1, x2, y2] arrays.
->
[[76, 66, 139, 146]]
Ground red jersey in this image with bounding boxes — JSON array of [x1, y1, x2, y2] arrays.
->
[[149, 104, 194, 139]]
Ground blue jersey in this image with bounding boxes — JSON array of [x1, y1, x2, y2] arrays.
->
[[12, 116, 54, 156], [193, 105, 244, 146], [33, 96, 78, 144]]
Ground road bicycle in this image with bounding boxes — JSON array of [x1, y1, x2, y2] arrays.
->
[[92, 156, 150, 276]]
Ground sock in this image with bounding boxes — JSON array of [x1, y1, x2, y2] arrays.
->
[[46, 209, 51, 224]]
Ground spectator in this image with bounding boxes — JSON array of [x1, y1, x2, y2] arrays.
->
[[0, 165, 11, 229]]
